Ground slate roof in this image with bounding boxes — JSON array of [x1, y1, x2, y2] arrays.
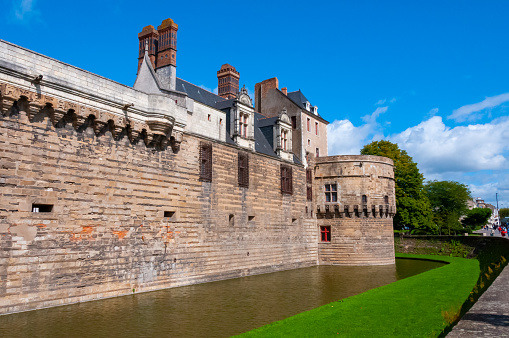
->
[[254, 112, 277, 157], [175, 78, 226, 107], [176, 77, 298, 163], [287, 90, 309, 110], [287, 89, 326, 122]]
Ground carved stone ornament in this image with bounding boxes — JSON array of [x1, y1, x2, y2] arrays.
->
[[279, 108, 291, 124], [237, 85, 252, 106], [146, 115, 175, 137], [171, 129, 183, 144]]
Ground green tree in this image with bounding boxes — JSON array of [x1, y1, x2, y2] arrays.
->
[[424, 180, 471, 235], [462, 208, 492, 230], [361, 140, 434, 232], [499, 208, 509, 219]]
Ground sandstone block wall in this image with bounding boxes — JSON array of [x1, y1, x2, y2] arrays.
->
[[0, 98, 317, 314], [313, 155, 396, 265]]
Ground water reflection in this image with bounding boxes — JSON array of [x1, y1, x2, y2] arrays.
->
[[0, 258, 444, 338]]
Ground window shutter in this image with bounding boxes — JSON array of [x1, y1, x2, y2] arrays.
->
[[289, 167, 293, 194], [280, 165, 285, 193], [244, 155, 249, 187], [200, 142, 212, 182], [238, 153, 249, 188], [280, 164, 293, 195]]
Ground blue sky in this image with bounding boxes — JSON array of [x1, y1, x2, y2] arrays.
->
[[2, 0, 509, 208]]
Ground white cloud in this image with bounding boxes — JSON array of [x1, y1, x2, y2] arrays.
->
[[375, 98, 396, 105], [428, 108, 439, 116], [11, 0, 40, 22], [328, 107, 386, 155], [448, 92, 509, 122], [213, 87, 218, 94], [390, 116, 509, 175], [362, 106, 387, 124]]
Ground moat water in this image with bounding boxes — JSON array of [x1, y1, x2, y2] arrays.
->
[[0, 258, 444, 338]]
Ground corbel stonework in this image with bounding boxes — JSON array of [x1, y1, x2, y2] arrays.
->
[[1, 83, 19, 116], [144, 133, 154, 146], [128, 121, 144, 142], [75, 106, 96, 130], [53, 99, 68, 126], [27, 94, 45, 120], [93, 111, 112, 135], [111, 115, 126, 139], [170, 129, 183, 151], [146, 115, 175, 148], [0, 82, 174, 150]]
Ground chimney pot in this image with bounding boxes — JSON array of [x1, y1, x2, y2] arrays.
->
[[282, 87, 287, 95]]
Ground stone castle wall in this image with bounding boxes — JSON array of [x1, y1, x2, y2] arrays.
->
[[0, 90, 317, 314], [313, 155, 396, 265], [0, 39, 396, 315]]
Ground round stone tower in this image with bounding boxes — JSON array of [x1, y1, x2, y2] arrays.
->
[[313, 155, 396, 265]]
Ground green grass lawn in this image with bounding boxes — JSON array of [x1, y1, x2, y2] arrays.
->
[[238, 254, 479, 337]]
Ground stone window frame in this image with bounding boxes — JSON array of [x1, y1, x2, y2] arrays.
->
[[239, 112, 249, 138], [280, 164, 293, 195], [238, 152, 249, 188], [281, 129, 288, 151], [325, 183, 337, 203], [199, 142, 212, 182], [320, 226, 331, 242]]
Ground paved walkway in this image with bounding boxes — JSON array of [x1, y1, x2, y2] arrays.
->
[[473, 228, 508, 238], [448, 264, 509, 337]]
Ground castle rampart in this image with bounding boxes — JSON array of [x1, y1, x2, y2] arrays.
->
[[0, 88, 317, 314], [313, 155, 396, 265], [0, 22, 396, 315]]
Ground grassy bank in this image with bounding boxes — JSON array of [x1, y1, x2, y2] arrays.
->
[[239, 254, 479, 337]]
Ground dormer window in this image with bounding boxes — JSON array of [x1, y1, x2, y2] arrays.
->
[[305, 101, 310, 111], [239, 113, 249, 138], [274, 108, 293, 161], [281, 130, 288, 151]]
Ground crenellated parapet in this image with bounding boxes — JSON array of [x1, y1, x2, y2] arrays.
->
[[0, 82, 182, 150], [313, 155, 396, 219]]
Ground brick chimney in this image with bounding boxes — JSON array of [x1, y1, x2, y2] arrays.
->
[[281, 87, 287, 95], [217, 64, 240, 99], [137, 18, 178, 91], [155, 18, 178, 91], [254, 77, 279, 114], [156, 18, 178, 69], [138, 25, 159, 72]]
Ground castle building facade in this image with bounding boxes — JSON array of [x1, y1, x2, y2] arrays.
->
[[0, 18, 396, 315]]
